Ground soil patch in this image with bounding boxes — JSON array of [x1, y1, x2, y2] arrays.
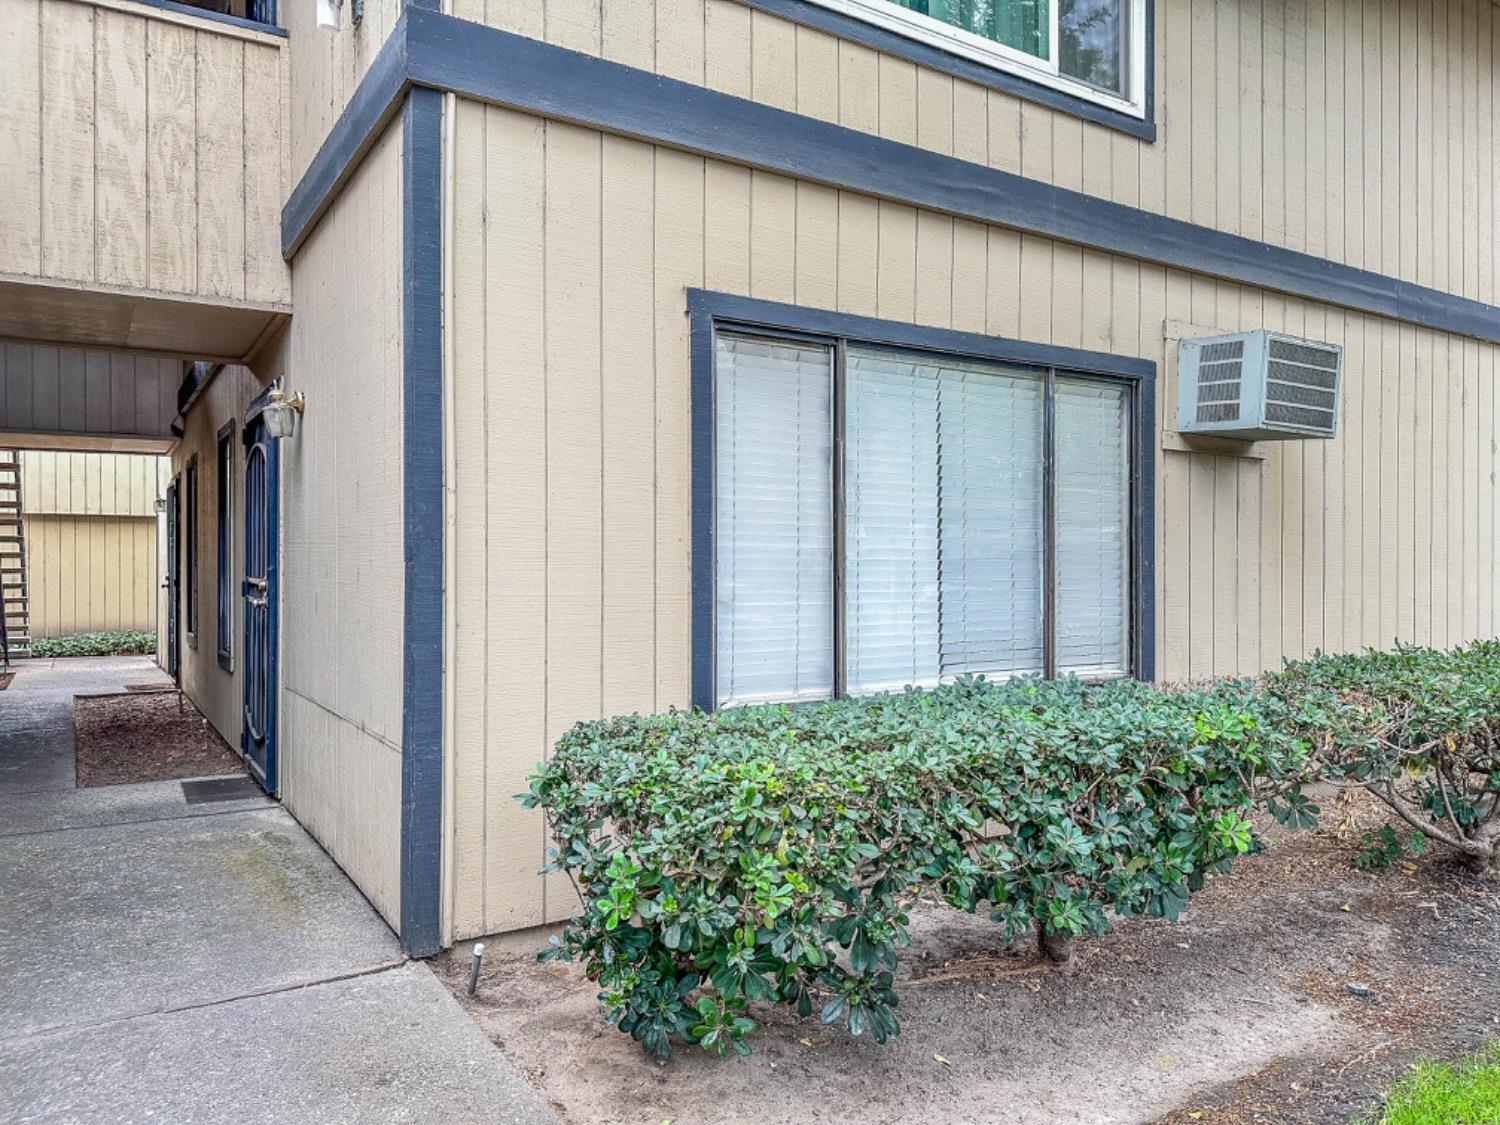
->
[[0, 670, 13, 691], [74, 691, 244, 787], [435, 792, 1500, 1125]]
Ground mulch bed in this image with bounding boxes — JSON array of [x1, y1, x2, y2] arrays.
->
[[74, 691, 245, 787]]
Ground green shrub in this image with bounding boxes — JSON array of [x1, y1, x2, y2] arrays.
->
[[30, 630, 157, 658], [521, 676, 1321, 1060], [1268, 641, 1500, 875]]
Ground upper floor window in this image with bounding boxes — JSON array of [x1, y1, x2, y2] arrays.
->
[[813, 0, 1146, 117], [159, 0, 279, 29]]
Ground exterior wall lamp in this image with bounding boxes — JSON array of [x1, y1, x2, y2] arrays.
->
[[263, 386, 305, 440], [316, 0, 340, 29]]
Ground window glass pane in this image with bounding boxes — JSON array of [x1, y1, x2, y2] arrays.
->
[[846, 352, 942, 694], [715, 334, 835, 706], [1059, 0, 1125, 93], [936, 359, 1045, 678], [1055, 378, 1131, 677], [846, 348, 1044, 692], [888, 0, 1050, 61]]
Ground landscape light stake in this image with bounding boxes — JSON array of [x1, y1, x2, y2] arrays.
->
[[466, 943, 485, 997]]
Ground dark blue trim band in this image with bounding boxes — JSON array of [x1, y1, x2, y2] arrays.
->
[[399, 87, 446, 959], [734, 0, 1155, 142], [282, 20, 410, 258], [284, 8, 1500, 346], [132, 0, 286, 37], [688, 289, 1157, 707]]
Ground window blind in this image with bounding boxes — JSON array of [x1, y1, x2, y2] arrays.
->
[[1054, 378, 1130, 677], [845, 348, 1045, 694], [714, 334, 835, 706], [845, 350, 942, 694]]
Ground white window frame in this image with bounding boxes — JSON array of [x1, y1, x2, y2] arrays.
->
[[802, 0, 1149, 119]]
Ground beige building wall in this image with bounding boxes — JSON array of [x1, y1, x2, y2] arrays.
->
[[172, 364, 269, 744], [0, 0, 290, 307], [442, 100, 1500, 941], [20, 451, 166, 639], [277, 118, 407, 929], [462, 0, 1499, 304], [285, 0, 403, 180]]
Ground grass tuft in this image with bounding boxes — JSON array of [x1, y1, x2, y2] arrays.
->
[[1373, 1043, 1500, 1125]]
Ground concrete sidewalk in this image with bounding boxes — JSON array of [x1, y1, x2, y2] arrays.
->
[[0, 658, 554, 1123]]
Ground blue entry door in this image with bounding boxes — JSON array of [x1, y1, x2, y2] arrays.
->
[[241, 415, 279, 792]]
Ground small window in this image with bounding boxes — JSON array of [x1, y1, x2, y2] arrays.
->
[[811, 0, 1146, 116], [711, 330, 1136, 707], [185, 456, 199, 639], [162, 1, 279, 28], [216, 422, 234, 671]]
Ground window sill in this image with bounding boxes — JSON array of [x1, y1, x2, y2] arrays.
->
[[217, 649, 234, 673], [733, 0, 1155, 142]]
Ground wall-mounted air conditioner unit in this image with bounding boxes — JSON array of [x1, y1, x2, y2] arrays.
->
[[1177, 330, 1343, 440]]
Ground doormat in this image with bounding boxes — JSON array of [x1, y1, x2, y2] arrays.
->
[[181, 776, 266, 805]]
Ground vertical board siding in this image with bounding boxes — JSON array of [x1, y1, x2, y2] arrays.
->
[[459, 0, 1500, 305], [278, 120, 406, 930], [25, 515, 158, 639], [446, 104, 1500, 942], [287, 0, 403, 181], [22, 448, 164, 639], [0, 343, 179, 439], [0, 0, 289, 305]]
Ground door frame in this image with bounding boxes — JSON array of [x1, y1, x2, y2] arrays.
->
[[240, 403, 280, 793], [165, 476, 181, 683]]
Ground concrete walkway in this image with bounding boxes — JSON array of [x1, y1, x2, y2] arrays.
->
[[0, 657, 553, 1123]]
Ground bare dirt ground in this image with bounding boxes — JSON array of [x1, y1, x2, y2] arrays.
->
[[74, 691, 245, 787], [435, 792, 1500, 1125]]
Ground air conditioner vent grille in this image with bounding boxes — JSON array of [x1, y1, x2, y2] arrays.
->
[[1197, 380, 1241, 404], [1265, 402, 1336, 429], [1267, 361, 1339, 390], [1201, 340, 1245, 364], [1196, 403, 1241, 424], [1268, 339, 1340, 369]]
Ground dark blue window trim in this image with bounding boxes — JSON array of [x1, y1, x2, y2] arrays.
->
[[216, 418, 235, 672], [733, 0, 1155, 142], [399, 87, 446, 960], [185, 454, 199, 643], [689, 290, 1156, 710], [283, 8, 1500, 348], [131, 0, 286, 37]]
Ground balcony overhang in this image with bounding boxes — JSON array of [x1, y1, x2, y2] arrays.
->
[[0, 275, 289, 365]]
